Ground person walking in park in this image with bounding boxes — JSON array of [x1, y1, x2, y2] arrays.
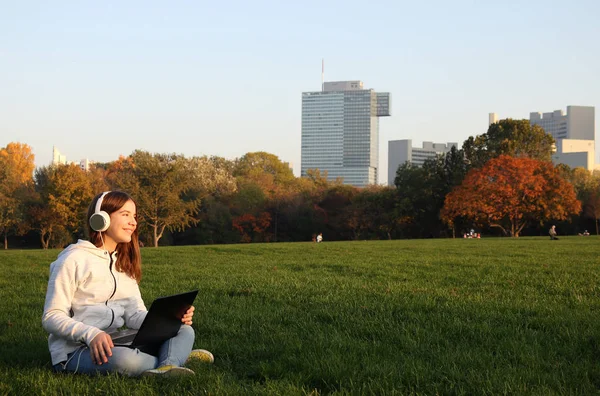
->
[[549, 225, 559, 240], [42, 191, 213, 377]]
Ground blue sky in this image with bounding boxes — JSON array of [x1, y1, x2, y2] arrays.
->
[[1, 0, 599, 183]]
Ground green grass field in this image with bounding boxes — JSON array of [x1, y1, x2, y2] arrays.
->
[[1, 237, 599, 395]]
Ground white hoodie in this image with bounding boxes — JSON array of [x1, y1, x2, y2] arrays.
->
[[42, 240, 147, 365]]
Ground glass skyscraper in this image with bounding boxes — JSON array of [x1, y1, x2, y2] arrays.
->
[[301, 81, 391, 187]]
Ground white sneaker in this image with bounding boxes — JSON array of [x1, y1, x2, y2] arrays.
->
[[142, 365, 195, 377], [186, 349, 214, 364]]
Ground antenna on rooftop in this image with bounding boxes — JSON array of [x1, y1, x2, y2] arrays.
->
[[321, 58, 324, 92]]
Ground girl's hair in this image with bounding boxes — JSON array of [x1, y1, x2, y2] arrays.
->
[[87, 191, 142, 282]]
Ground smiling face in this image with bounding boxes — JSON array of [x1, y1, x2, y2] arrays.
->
[[103, 199, 137, 252]]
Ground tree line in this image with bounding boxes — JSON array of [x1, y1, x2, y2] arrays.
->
[[1, 119, 598, 249]]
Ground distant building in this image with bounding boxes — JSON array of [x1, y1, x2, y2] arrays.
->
[[387, 140, 458, 185], [552, 139, 597, 171], [52, 146, 67, 166], [52, 146, 92, 171], [488, 106, 597, 171], [78, 159, 91, 172], [301, 80, 391, 187], [530, 106, 596, 170], [530, 106, 594, 141]]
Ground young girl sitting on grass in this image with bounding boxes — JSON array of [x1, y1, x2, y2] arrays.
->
[[42, 191, 214, 377]]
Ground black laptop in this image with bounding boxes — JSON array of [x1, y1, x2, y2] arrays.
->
[[109, 290, 198, 355]]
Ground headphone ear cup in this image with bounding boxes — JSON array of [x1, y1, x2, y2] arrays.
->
[[89, 211, 110, 232]]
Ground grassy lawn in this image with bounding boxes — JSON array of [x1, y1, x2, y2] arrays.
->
[[1, 237, 599, 395]]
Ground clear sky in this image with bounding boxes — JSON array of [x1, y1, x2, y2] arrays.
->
[[1, 0, 599, 184]]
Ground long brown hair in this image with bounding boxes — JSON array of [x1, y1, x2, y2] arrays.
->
[[87, 191, 142, 282]]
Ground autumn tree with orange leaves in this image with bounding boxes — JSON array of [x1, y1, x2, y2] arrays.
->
[[441, 155, 581, 237], [0, 142, 35, 249], [29, 163, 95, 249], [232, 212, 272, 243]]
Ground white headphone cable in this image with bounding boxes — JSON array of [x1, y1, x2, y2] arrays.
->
[[73, 346, 86, 374], [99, 231, 108, 255], [62, 345, 87, 374]]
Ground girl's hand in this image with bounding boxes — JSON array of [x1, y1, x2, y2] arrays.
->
[[181, 305, 195, 325], [89, 331, 114, 365]]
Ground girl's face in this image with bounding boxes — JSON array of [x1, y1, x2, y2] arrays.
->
[[103, 199, 137, 251]]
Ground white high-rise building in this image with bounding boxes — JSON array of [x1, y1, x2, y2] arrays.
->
[[78, 159, 91, 172], [530, 106, 596, 170], [387, 140, 458, 186], [301, 81, 391, 187], [530, 106, 594, 141], [52, 146, 92, 171], [52, 146, 67, 166], [488, 106, 597, 170]]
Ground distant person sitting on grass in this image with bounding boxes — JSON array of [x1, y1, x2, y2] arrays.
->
[[42, 191, 214, 377], [316, 233, 323, 243], [549, 225, 559, 240]]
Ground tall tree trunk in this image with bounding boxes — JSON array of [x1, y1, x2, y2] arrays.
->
[[3, 232, 7, 250], [41, 232, 50, 249], [153, 224, 159, 247], [274, 210, 278, 242]]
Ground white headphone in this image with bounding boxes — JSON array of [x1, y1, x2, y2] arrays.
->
[[89, 191, 111, 232]]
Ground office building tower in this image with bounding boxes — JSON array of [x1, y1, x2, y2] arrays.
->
[[530, 106, 596, 170], [52, 146, 67, 166], [387, 140, 458, 186], [530, 106, 594, 141], [52, 146, 92, 171], [301, 81, 391, 187], [78, 159, 91, 172]]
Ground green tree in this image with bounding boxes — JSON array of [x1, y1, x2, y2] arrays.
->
[[108, 151, 201, 247], [347, 185, 400, 240], [443, 146, 469, 191], [168, 156, 239, 246], [234, 152, 299, 242], [583, 186, 600, 235], [193, 196, 238, 244], [463, 119, 555, 169], [393, 161, 436, 237], [304, 168, 343, 188], [391, 147, 469, 239], [208, 156, 236, 177], [87, 164, 110, 194], [568, 168, 600, 235], [228, 180, 270, 243], [316, 184, 358, 240], [0, 193, 19, 249], [233, 151, 295, 188]]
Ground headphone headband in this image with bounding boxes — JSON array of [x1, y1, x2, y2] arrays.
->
[[89, 191, 112, 232], [95, 191, 111, 214]]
